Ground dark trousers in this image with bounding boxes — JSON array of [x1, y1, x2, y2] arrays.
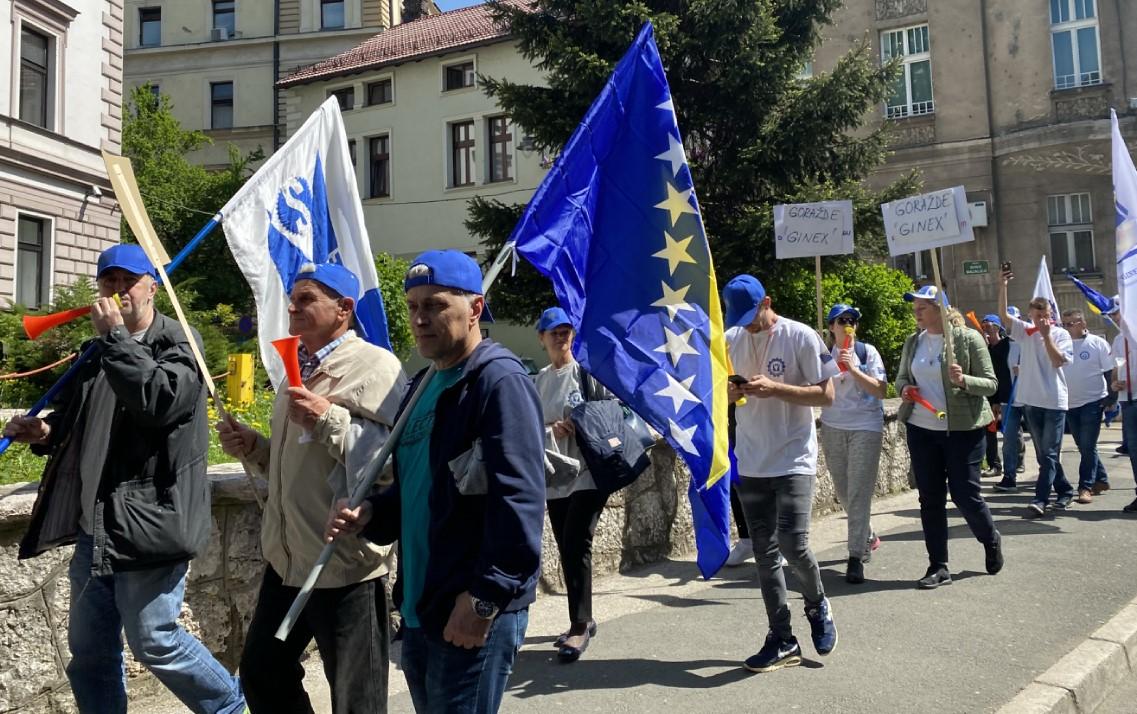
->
[[906, 424, 998, 568], [730, 484, 749, 539], [240, 566, 389, 714], [985, 426, 1002, 470], [1067, 400, 1108, 490], [547, 489, 609, 624]]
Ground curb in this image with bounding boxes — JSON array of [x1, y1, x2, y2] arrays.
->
[[997, 598, 1137, 713]]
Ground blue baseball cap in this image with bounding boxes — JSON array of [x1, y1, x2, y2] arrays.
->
[[981, 313, 1002, 327], [295, 262, 359, 301], [903, 285, 948, 303], [97, 244, 156, 279], [1007, 306, 1021, 319], [404, 249, 494, 322], [722, 274, 767, 328], [826, 303, 861, 323], [536, 307, 572, 332]]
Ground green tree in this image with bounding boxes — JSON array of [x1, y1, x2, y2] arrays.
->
[[121, 85, 263, 311], [375, 252, 414, 360], [467, 0, 920, 326]]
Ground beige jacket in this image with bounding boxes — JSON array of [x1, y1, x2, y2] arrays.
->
[[247, 335, 406, 588]]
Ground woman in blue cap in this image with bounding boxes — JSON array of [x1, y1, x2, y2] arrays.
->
[[818, 303, 888, 583], [533, 306, 613, 662]]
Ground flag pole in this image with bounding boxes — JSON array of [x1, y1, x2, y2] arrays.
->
[[164, 214, 222, 274], [929, 247, 955, 365], [273, 241, 517, 641]]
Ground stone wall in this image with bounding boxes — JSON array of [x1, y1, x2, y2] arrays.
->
[[0, 404, 910, 712]]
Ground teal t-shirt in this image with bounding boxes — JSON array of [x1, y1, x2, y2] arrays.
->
[[397, 364, 465, 628]]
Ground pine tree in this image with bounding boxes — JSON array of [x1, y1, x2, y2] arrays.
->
[[467, 0, 920, 324]]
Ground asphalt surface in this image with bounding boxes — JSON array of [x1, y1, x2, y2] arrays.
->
[[143, 425, 1137, 713]]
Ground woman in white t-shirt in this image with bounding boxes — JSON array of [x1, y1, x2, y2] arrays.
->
[[818, 304, 888, 585], [533, 307, 609, 663]]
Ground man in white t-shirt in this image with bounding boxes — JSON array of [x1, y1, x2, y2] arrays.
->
[[722, 274, 839, 673], [1109, 333, 1137, 513], [1060, 309, 1113, 503], [999, 269, 1074, 518]]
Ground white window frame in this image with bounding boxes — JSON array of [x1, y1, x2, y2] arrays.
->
[[881, 24, 934, 119], [1047, 192, 1096, 273], [1050, 0, 1102, 90], [366, 132, 392, 199], [441, 55, 477, 94], [13, 211, 55, 308], [13, 16, 62, 132]]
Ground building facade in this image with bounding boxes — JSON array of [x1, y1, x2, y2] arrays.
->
[[818, 0, 1137, 326], [122, 0, 403, 168], [1, 0, 124, 309]]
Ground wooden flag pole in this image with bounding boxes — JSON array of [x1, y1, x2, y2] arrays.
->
[[929, 247, 955, 370], [815, 255, 824, 331]]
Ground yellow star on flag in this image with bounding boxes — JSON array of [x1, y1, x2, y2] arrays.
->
[[654, 181, 698, 227], [652, 281, 695, 321], [652, 231, 697, 276]]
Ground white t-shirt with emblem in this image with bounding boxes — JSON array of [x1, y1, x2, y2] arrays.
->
[[1007, 316, 1073, 410], [1066, 333, 1113, 408], [728, 317, 840, 478], [1112, 334, 1135, 402], [820, 341, 886, 433]]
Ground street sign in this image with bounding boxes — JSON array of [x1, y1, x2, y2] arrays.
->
[[963, 260, 989, 275]]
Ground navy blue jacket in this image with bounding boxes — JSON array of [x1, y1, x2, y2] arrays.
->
[[364, 339, 545, 636]]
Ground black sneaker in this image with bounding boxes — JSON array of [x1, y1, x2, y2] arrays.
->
[[1053, 495, 1073, 510], [845, 556, 865, 584], [1123, 498, 1137, 513], [804, 597, 838, 656], [917, 565, 952, 589], [984, 532, 1004, 575], [744, 632, 803, 673], [993, 479, 1019, 493], [1024, 502, 1046, 519]]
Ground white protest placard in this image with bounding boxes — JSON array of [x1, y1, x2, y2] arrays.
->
[[774, 200, 854, 259], [882, 186, 974, 257]]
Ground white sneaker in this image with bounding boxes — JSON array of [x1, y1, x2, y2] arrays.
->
[[725, 538, 754, 566]]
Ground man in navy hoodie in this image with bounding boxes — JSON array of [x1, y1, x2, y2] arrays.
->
[[327, 249, 545, 713]]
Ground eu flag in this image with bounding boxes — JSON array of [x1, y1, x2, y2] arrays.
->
[[509, 22, 732, 579]]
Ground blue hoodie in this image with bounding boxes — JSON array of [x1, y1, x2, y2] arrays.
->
[[364, 339, 546, 635]]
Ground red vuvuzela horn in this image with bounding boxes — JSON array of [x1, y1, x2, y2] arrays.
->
[[22, 307, 93, 340], [271, 336, 302, 388]]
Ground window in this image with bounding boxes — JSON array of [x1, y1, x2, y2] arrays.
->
[[139, 7, 161, 47], [19, 28, 50, 128], [321, 0, 344, 29], [1050, 0, 1101, 89], [488, 116, 513, 183], [1048, 193, 1096, 272], [367, 79, 393, 106], [348, 139, 356, 167], [211, 81, 233, 129], [882, 24, 933, 119], [16, 216, 50, 308], [149, 83, 161, 102], [450, 121, 475, 187], [444, 62, 475, 91], [213, 0, 235, 37], [369, 136, 390, 198], [329, 87, 354, 111]]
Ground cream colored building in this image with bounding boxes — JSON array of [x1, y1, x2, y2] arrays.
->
[[122, 0, 402, 168], [818, 0, 1137, 324], [1, 0, 124, 309]]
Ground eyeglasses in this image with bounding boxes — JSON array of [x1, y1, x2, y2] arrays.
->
[[1062, 321, 1082, 328], [835, 317, 858, 325]]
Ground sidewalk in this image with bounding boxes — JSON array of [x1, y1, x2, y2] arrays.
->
[[145, 425, 1137, 713]]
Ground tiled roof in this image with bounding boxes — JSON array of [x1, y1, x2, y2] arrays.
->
[[279, 1, 528, 87]]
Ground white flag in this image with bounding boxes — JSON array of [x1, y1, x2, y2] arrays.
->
[[1113, 109, 1137, 348], [220, 98, 390, 387], [1032, 256, 1059, 324]]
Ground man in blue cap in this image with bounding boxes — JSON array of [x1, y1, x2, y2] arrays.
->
[[979, 313, 1012, 479], [720, 273, 839, 673], [218, 261, 406, 712], [326, 249, 545, 712], [5, 244, 246, 713]]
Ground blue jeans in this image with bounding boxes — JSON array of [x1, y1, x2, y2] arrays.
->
[[1023, 406, 1074, 506], [1002, 403, 1025, 480], [67, 532, 245, 714], [1123, 402, 1137, 494], [1066, 400, 1109, 491], [401, 609, 528, 714]]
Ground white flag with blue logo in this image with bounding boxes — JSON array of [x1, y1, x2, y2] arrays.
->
[[220, 97, 390, 387], [1113, 109, 1137, 348], [1032, 255, 1059, 322]]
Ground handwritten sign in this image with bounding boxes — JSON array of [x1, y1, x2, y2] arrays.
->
[[773, 200, 854, 259], [882, 186, 974, 257]]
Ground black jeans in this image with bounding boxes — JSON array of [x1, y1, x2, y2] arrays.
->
[[547, 489, 609, 624], [240, 566, 389, 714], [906, 424, 998, 568], [985, 425, 1002, 470], [730, 484, 749, 539]]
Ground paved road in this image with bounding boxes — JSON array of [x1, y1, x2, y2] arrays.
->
[[146, 425, 1137, 713]]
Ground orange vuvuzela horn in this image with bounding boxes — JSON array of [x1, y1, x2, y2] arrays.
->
[[966, 310, 984, 331], [271, 336, 303, 388], [909, 387, 946, 420], [838, 325, 855, 373], [22, 295, 124, 340]]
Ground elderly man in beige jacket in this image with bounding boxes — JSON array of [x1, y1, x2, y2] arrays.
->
[[217, 262, 405, 714]]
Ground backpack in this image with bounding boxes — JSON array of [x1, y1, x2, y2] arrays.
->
[[569, 367, 656, 495]]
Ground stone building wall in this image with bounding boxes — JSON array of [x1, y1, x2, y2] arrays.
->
[[0, 404, 911, 712]]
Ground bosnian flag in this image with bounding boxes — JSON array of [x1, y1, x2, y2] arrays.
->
[[1113, 108, 1137, 348], [220, 98, 390, 386]]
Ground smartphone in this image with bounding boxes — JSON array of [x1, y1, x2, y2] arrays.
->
[[1001, 261, 1012, 274], [728, 374, 748, 386]]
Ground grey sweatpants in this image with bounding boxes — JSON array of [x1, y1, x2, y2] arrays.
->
[[735, 474, 825, 640], [819, 424, 883, 560]]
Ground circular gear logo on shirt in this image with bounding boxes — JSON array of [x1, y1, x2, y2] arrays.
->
[[1079, 350, 1091, 360], [767, 357, 786, 378]]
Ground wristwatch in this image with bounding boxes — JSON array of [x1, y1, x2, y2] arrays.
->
[[469, 595, 499, 620]]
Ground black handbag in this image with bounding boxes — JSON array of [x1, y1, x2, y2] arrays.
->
[[569, 366, 655, 494]]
